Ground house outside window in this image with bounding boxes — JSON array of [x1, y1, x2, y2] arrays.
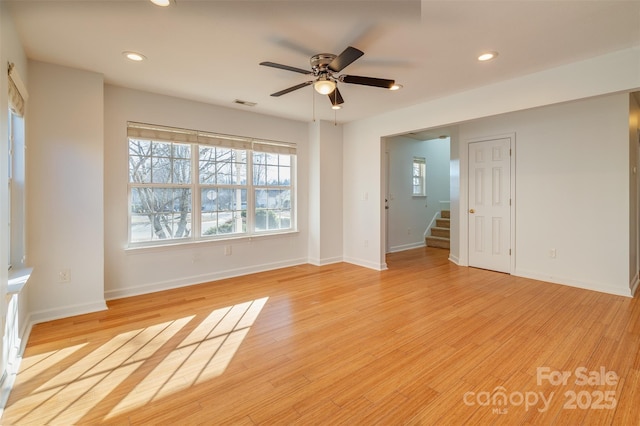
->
[[412, 156, 426, 196], [127, 122, 295, 247]]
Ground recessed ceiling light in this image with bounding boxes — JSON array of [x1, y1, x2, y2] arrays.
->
[[150, 0, 171, 6], [123, 51, 146, 62], [390, 83, 403, 91], [478, 52, 498, 62]]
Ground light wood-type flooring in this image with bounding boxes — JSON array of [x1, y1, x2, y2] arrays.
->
[[3, 247, 640, 424]]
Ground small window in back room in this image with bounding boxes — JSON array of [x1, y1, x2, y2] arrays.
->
[[412, 157, 426, 196]]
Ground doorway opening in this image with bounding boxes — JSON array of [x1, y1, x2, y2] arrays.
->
[[383, 129, 452, 263]]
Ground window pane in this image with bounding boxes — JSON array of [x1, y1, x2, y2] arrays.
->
[[129, 156, 151, 183], [279, 155, 291, 167], [173, 143, 191, 159], [151, 157, 172, 183], [217, 163, 232, 184], [130, 214, 153, 242], [254, 189, 291, 232], [254, 153, 291, 187], [152, 142, 171, 157], [200, 188, 246, 237], [129, 140, 153, 183], [130, 187, 191, 242], [131, 187, 152, 214], [129, 139, 151, 157], [199, 159, 217, 184], [279, 166, 290, 185], [173, 159, 191, 184], [198, 147, 246, 185], [253, 163, 266, 186], [266, 153, 279, 165]]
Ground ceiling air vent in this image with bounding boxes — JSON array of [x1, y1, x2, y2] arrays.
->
[[233, 99, 257, 107]]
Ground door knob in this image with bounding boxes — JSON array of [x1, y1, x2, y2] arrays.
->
[[469, 209, 475, 213]]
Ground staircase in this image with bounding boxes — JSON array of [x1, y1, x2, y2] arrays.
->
[[426, 210, 450, 250]]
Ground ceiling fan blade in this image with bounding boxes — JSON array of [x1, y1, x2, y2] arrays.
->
[[328, 87, 344, 106], [260, 61, 313, 75], [340, 74, 395, 89], [328, 46, 364, 72], [270, 81, 313, 97]]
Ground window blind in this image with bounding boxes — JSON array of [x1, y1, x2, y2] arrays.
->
[[8, 62, 28, 117], [127, 121, 296, 155]]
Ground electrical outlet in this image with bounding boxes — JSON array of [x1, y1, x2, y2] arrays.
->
[[224, 245, 232, 256], [58, 269, 71, 283], [549, 249, 557, 259]]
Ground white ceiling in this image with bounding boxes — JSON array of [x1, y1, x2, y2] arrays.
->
[[7, 0, 640, 124]]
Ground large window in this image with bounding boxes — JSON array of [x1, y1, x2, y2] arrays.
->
[[127, 122, 295, 246]]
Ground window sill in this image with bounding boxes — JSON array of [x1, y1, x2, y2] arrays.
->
[[8, 267, 32, 295], [125, 230, 300, 254]]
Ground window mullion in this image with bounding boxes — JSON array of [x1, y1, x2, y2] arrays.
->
[[247, 151, 254, 233], [192, 143, 200, 240]]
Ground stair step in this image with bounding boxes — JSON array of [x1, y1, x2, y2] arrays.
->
[[431, 227, 450, 238], [435, 218, 450, 228], [426, 236, 450, 250], [441, 210, 450, 219]]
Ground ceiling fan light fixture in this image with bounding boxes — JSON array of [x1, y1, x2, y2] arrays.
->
[[390, 83, 403, 91], [331, 104, 342, 110], [150, 0, 171, 6], [314, 78, 336, 95]]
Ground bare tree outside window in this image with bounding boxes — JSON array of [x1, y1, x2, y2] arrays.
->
[[129, 140, 192, 241]]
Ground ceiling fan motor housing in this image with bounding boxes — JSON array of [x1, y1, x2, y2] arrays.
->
[[311, 54, 337, 76]]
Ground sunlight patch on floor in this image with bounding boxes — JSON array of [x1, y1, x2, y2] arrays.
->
[[7, 297, 269, 423], [106, 297, 268, 419]]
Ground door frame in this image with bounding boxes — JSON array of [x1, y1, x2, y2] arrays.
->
[[460, 133, 516, 273]]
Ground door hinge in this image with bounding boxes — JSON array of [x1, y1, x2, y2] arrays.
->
[[509, 249, 512, 255], [509, 149, 512, 156], [509, 199, 512, 206]]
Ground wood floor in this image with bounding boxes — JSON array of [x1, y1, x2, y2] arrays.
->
[[3, 247, 640, 425]]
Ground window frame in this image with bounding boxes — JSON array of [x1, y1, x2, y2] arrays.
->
[[127, 122, 297, 248], [7, 109, 14, 269]]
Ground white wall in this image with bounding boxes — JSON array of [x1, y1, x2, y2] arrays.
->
[[386, 136, 449, 252], [104, 85, 310, 299], [458, 93, 630, 295], [343, 46, 640, 295], [308, 120, 343, 265], [26, 61, 106, 321]]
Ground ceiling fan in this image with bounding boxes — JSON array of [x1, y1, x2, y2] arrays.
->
[[260, 46, 396, 109]]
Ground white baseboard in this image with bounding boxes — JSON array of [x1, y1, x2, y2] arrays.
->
[[630, 272, 639, 296], [388, 242, 426, 253], [307, 256, 343, 267], [28, 300, 109, 325], [343, 257, 388, 271], [448, 254, 461, 265], [104, 257, 308, 300], [514, 269, 634, 297]]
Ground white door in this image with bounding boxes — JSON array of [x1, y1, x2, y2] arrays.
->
[[468, 138, 511, 273]]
